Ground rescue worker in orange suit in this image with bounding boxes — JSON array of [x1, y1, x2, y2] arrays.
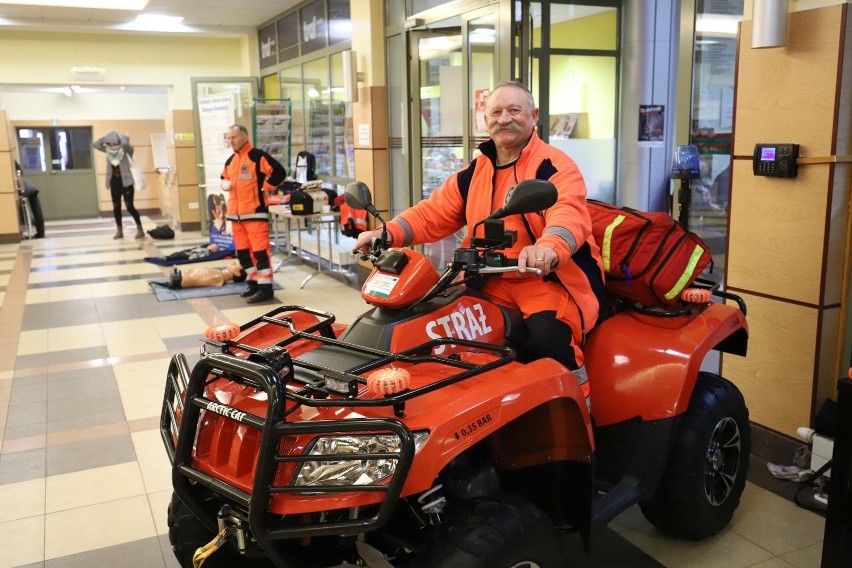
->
[[353, 82, 606, 409], [221, 124, 287, 304]]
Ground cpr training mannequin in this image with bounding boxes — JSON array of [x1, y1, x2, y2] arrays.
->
[[168, 261, 247, 289]]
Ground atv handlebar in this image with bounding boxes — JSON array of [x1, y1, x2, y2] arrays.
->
[[479, 265, 543, 277], [412, 262, 544, 309]]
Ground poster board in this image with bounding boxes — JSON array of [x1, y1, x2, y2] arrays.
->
[[197, 93, 237, 250]]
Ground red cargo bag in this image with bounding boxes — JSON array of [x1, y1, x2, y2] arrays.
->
[[588, 200, 712, 306]]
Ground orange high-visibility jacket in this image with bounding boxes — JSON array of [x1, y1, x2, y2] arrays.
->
[[386, 132, 605, 338], [221, 142, 286, 222]]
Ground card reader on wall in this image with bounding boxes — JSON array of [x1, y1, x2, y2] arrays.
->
[[753, 143, 799, 178]]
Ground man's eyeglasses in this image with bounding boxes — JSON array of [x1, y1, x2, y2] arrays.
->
[[487, 107, 531, 119]]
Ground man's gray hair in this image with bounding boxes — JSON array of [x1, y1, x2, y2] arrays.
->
[[229, 124, 249, 135], [492, 81, 536, 108]]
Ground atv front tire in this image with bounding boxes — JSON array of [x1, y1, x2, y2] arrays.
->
[[640, 372, 750, 539], [413, 495, 565, 568]]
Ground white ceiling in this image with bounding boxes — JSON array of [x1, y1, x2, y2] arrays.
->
[[0, 0, 300, 36]]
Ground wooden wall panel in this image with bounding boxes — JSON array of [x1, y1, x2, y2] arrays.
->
[[353, 86, 390, 220], [178, 185, 201, 223], [723, 293, 817, 438], [164, 109, 200, 230], [353, 148, 390, 215], [166, 109, 196, 148], [0, 153, 14, 194], [175, 147, 199, 186], [0, 110, 19, 242], [0, 193, 18, 234], [724, 5, 850, 438], [727, 161, 829, 304], [733, 9, 841, 157], [353, 86, 388, 150]]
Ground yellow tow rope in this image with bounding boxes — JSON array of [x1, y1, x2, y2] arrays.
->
[[192, 528, 231, 568]]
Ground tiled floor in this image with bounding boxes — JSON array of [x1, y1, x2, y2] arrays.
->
[[0, 216, 827, 567]]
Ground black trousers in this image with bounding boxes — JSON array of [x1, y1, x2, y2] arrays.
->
[[110, 174, 141, 228]]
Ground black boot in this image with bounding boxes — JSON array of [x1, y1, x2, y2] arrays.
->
[[246, 284, 274, 304], [240, 280, 259, 298]]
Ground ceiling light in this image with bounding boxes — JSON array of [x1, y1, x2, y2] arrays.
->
[[0, 0, 148, 9], [134, 14, 183, 26], [122, 14, 187, 32]]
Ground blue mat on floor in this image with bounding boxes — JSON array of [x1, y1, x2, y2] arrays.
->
[[148, 279, 282, 302]]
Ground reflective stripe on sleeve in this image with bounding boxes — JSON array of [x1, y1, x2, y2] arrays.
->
[[394, 218, 414, 247], [543, 226, 577, 253]]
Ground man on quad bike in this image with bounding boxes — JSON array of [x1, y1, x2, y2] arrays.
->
[[162, 84, 750, 568], [353, 81, 607, 405]]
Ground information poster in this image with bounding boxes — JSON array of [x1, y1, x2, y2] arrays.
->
[[638, 105, 665, 148], [198, 93, 236, 250]]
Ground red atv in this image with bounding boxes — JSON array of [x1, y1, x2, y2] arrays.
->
[[161, 180, 750, 568]]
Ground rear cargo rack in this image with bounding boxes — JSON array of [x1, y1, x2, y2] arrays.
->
[[160, 305, 515, 563]]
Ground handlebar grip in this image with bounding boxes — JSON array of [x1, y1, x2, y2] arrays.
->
[[477, 266, 543, 277]]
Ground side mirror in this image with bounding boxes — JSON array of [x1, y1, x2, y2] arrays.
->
[[344, 181, 373, 211], [487, 179, 558, 220]]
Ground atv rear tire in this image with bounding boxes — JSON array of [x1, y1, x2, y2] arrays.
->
[[167, 492, 261, 567], [640, 372, 750, 539], [412, 495, 565, 568]]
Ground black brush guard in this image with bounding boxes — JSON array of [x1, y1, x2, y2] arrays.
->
[[160, 306, 515, 565]]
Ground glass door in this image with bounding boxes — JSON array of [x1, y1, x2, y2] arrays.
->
[[17, 127, 98, 220], [520, 1, 620, 203], [407, 8, 499, 269], [468, 12, 499, 158]]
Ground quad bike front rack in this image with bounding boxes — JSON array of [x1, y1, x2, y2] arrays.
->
[[160, 305, 516, 565]]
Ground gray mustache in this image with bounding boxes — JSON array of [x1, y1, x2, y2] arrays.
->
[[490, 122, 524, 135]]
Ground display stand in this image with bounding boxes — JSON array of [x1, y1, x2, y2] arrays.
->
[[308, 101, 349, 178], [253, 98, 292, 171]]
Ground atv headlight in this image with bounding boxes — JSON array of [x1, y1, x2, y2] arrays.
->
[[294, 431, 429, 487]]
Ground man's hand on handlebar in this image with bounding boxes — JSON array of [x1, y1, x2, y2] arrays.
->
[[352, 229, 386, 256], [517, 245, 557, 276]]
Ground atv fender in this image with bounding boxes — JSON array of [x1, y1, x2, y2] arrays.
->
[[398, 357, 594, 497], [584, 302, 748, 426]]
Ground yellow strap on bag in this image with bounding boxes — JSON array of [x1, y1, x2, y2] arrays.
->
[[601, 215, 626, 272]]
